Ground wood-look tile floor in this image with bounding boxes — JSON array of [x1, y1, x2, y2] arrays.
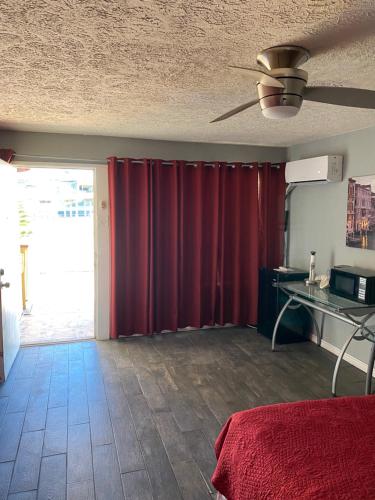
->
[[0, 327, 371, 500]]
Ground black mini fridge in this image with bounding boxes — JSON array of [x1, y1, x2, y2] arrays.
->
[[258, 268, 311, 343]]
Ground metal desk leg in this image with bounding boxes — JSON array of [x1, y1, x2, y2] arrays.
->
[[332, 326, 361, 396], [365, 342, 375, 395], [302, 306, 322, 345], [272, 296, 294, 352], [320, 314, 325, 344]]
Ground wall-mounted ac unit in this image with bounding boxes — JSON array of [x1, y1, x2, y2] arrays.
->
[[285, 155, 343, 184]]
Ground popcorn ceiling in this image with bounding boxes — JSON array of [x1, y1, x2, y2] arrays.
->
[[0, 0, 374, 146]]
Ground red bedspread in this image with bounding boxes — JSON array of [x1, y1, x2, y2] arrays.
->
[[212, 395, 375, 500]]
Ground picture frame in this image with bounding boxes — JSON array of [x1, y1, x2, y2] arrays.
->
[[346, 175, 375, 250]]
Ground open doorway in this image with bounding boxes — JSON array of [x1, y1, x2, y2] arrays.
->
[[17, 167, 95, 345]]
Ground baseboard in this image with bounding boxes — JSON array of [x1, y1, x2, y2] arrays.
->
[[310, 333, 373, 376]]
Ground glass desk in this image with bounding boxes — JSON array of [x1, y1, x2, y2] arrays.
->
[[272, 281, 375, 396]]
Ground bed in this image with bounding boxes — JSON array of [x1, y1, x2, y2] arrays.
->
[[211, 395, 375, 500]]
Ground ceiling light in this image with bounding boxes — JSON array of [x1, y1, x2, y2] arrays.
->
[[261, 105, 300, 119]]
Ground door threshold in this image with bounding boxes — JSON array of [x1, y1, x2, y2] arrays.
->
[[21, 337, 95, 347]]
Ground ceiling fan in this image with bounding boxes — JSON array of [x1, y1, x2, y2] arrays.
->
[[211, 45, 375, 122]]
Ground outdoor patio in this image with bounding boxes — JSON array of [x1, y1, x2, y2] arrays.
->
[[20, 270, 94, 345], [18, 168, 95, 345]]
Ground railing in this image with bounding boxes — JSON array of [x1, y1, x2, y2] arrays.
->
[[20, 244, 28, 311]]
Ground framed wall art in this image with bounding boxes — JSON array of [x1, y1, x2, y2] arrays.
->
[[346, 175, 375, 250]]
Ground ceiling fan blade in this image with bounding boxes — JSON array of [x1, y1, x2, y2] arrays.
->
[[293, 13, 375, 57], [228, 65, 284, 88], [210, 99, 259, 123], [304, 86, 375, 109]]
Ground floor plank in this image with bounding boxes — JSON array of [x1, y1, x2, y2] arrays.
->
[[68, 359, 89, 426], [23, 393, 48, 433], [0, 461, 13, 500], [88, 400, 113, 447], [67, 423, 93, 485], [183, 429, 218, 487], [121, 470, 153, 500], [15, 350, 38, 380], [9, 430, 44, 493], [111, 416, 144, 474], [165, 392, 202, 432], [38, 454, 66, 500], [68, 391, 89, 426], [0, 397, 8, 426], [8, 492, 37, 499], [126, 394, 158, 441], [154, 412, 191, 464], [92, 444, 124, 500], [119, 368, 143, 397], [6, 378, 33, 414], [104, 381, 129, 419], [86, 371, 106, 403], [66, 480, 95, 500], [136, 369, 168, 412], [51, 347, 69, 377], [48, 375, 68, 409], [172, 460, 213, 499], [0, 412, 25, 462], [43, 406, 68, 457], [140, 429, 182, 500]]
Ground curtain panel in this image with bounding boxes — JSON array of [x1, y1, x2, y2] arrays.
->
[[216, 164, 259, 325], [108, 158, 283, 338], [259, 162, 286, 269], [0, 149, 15, 163]]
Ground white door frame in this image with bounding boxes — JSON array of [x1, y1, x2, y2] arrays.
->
[[13, 161, 110, 341]]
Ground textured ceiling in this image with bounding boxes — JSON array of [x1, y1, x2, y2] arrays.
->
[[0, 0, 375, 146]]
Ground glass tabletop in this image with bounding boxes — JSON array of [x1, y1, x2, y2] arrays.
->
[[276, 281, 373, 313]]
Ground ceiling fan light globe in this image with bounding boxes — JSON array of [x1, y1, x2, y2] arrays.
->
[[259, 93, 303, 119], [261, 105, 300, 119]]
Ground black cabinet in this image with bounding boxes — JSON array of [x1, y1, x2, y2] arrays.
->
[[258, 268, 311, 343]]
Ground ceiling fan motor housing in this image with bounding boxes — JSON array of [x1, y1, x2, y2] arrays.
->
[[212, 44, 375, 124], [257, 68, 308, 119], [257, 45, 310, 71]]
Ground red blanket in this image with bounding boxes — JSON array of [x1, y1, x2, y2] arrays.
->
[[212, 395, 375, 500]]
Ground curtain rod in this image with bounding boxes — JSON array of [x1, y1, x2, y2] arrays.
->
[[14, 154, 105, 165], [115, 159, 281, 168], [14, 154, 282, 168]]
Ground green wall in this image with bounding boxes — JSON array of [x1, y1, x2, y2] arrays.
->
[[0, 130, 286, 164], [288, 125, 375, 365]]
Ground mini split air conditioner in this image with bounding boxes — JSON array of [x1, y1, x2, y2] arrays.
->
[[285, 155, 343, 184]]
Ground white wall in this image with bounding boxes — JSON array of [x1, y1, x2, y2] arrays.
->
[[0, 130, 286, 163], [288, 125, 375, 365]]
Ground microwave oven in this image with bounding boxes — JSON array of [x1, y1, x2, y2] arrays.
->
[[330, 266, 375, 304]]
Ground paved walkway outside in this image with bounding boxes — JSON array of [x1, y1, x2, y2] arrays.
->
[[20, 270, 94, 345]]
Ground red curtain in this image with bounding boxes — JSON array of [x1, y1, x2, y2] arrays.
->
[[0, 149, 14, 162], [178, 161, 220, 328], [108, 158, 153, 337], [258, 162, 286, 269], [152, 160, 179, 332], [217, 164, 259, 325], [108, 158, 267, 337]]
